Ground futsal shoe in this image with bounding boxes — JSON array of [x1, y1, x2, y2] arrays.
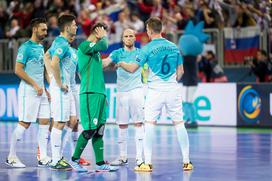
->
[[49, 158, 72, 171], [70, 159, 88, 172], [134, 163, 152, 172], [110, 157, 128, 166], [185, 121, 198, 128], [6, 156, 26, 168], [96, 164, 119, 172], [183, 162, 193, 171], [38, 156, 52, 167], [79, 157, 90, 166]]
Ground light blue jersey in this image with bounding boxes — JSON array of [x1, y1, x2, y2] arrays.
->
[[70, 47, 78, 92], [136, 38, 183, 90], [110, 48, 142, 92], [16, 40, 45, 93], [48, 36, 72, 87]]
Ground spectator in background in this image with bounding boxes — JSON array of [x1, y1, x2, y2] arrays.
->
[[196, 0, 218, 28], [176, 6, 197, 30], [130, 12, 144, 32], [112, 11, 131, 43], [0, 6, 8, 34], [199, 50, 228, 82], [233, 3, 256, 27], [6, 18, 21, 38], [250, 50, 271, 82], [78, 9, 92, 36], [47, 15, 60, 37]]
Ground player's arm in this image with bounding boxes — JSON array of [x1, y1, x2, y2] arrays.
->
[[118, 62, 140, 73], [102, 57, 113, 68], [118, 48, 148, 73], [176, 64, 184, 81], [44, 68, 51, 101], [15, 62, 43, 95], [51, 55, 68, 92], [81, 27, 108, 55], [176, 52, 184, 81], [44, 51, 53, 76], [44, 65, 51, 85]]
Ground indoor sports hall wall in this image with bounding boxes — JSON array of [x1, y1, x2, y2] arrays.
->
[[1, 83, 271, 127]]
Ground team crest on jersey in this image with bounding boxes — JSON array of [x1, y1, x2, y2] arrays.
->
[[17, 53, 23, 60], [93, 118, 98, 125], [72, 53, 77, 59], [56, 48, 63, 55]]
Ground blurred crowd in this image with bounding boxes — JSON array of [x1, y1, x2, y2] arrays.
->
[[0, 0, 271, 42]]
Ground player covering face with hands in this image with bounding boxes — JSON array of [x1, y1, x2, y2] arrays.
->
[[70, 22, 119, 172]]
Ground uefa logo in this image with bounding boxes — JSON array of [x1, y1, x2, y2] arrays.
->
[[238, 85, 261, 123]]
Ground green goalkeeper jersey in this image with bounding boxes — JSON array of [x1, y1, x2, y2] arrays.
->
[[77, 37, 108, 95]]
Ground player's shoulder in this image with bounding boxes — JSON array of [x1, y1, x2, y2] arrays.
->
[[70, 47, 77, 53], [78, 40, 94, 50], [54, 36, 69, 47], [112, 48, 123, 54], [18, 40, 32, 52]]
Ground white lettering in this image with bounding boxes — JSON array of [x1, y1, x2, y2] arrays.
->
[[270, 94, 272, 116], [7, 88, 18, 117], [0, 89, 6, 117]]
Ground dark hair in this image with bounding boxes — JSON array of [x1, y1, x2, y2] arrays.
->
[[207, 50, 215, 58], [58, 14, 76, 32], [258, 49, 267, 57], [90, 22, 108, 34], [30, 18, 47, 29], [145, 17, 162, 34]]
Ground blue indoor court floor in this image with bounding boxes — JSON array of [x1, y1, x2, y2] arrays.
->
[[0, 122, 272, 181]]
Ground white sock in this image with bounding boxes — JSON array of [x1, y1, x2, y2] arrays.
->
[[118, 127, 128, 159], [50, 127, 62, 165], [61, 127, 73, 157], [135, 125, 144, 162], [174, 123, 190, 163], [70, 131, 78, 155], [38, 125, 49, 160], [143, 123, 155, 164], [9, 124, 26, 158]]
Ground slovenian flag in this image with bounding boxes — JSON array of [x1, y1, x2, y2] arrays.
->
[[224, 27, 260, 63]]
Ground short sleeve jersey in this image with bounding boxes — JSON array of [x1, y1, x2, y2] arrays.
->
[[48, 36, 72, 87], [110, 48, 142, 92], [135, 38, 183, 90], [16, 40, 45, 94]]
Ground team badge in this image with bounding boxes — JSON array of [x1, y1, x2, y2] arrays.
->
[[56, 48, 63, 55], [93, 118, 98, 125], [17, 53, 23, 60]]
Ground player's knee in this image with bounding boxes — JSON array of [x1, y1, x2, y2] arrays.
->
[[82, 129, 96, 140], [93, 124, 105, 138]]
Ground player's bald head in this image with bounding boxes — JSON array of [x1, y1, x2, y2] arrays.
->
[[122, 28, 135, 37], [122, 28, 136, 48]]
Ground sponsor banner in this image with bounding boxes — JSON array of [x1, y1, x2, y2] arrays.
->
[[0, 83, 237, 126], [191, 83, 237, 126], [0, 85, 19, 121], [237, 84, 272, 127], [100, 83, 237, 126]]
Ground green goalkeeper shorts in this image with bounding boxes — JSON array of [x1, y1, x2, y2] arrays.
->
[[80, 93, 107, 130]]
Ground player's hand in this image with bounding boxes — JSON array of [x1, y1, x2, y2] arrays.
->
[[117, 62, 123, 68], [61, 84, 69, 93], [34, 84, 43, 96], [95, 27, 107, 39], [45, 88, 51, 102]]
